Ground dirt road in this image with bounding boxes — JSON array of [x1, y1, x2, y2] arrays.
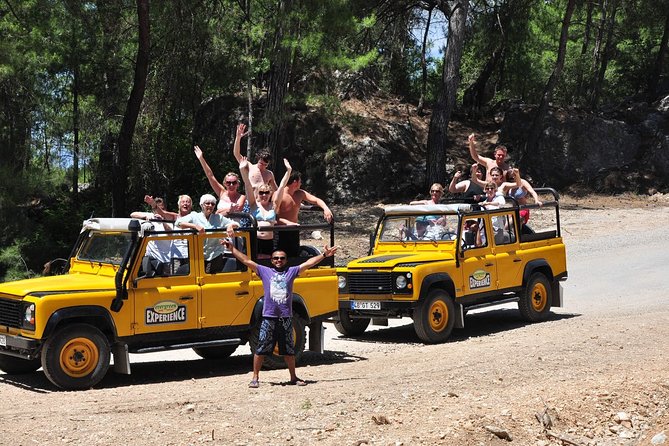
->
[[1, 199, 668, 445]]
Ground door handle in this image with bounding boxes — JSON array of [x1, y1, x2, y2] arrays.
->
[[513, 258, 522, 263], [485, 262, 493, 267], [235, 291, 249, 296], [179, 295, 194, 301]]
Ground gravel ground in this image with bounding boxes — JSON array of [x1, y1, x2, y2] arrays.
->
[[1, 194, 668, 446]]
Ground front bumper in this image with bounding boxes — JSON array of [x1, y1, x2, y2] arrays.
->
[[0, 333, 40, 360]]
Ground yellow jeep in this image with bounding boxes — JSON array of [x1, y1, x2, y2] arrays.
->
[[0, 216, 337, 390], [335, 188, 567, 343]]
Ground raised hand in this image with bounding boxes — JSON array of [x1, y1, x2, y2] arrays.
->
[[193, 145, 203, 159], [238, 156, 249, 171], [283, 158, 292, 171], [236, 123, 248, 140]]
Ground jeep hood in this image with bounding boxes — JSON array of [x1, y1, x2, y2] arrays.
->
[[346, 252, 454, 269], [0, 273, 115, 299]]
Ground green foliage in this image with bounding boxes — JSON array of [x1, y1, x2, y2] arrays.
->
[[0, 0, 667, 277], [0, 242, 35, 281]]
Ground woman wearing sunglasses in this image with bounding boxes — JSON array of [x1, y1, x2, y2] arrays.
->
[[193, 145, 246, 216], [239, 156, 292, 258]]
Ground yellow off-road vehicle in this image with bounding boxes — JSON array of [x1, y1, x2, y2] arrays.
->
[[335, 189, 567, 343], [0, 215, 337, 390]]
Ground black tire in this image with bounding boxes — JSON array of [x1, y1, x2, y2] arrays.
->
[[41, 323, 111, 390], [192, 344, 238, 360], [0, 355, 41, 374], [333, 310, 370, 336], [298, 245, 321, 257], [413, 289, 455, 343], [519, 273, 552, 322], [249, 315, 306, 370]]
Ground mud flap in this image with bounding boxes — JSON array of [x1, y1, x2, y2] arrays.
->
[[551, 282, 564, 307], [112, 343, 131, 375], [455, 303, 465, 329], [308, 322, 324, 354]]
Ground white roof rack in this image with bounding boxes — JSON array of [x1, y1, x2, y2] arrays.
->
[[383, 204, 472, 215], [81, 218, 155, 235]]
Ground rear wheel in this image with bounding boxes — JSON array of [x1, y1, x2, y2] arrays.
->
[[249, 316, 306, 370], [41, 324, 110, 390], [413, 289, 455, 343], [519, 273, 552, 322], [192, 344, 238, 360], [0, 355, 41, 374], [298, 245, 321, 257], [333, 310, 370, 336]]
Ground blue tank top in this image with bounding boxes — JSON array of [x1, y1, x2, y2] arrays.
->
[[253, 207, 276, 222]]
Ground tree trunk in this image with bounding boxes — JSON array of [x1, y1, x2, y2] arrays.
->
[[590, 0, 618, 111], [575, 0, 594, 102], [523, 0, 576, 174], [72, 65, 80, 206], [417, 6, 434, 115], [646, 10, 669, 102], [112, 0, 150, 217], [266, 0, 292, 167], [426, 1, 468, 187]]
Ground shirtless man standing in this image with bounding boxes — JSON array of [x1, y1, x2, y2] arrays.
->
[[468, 133, 510, 180], [277, 171, 333, 225], [232, 123, 278, 191], [276, 171, 334, 256]]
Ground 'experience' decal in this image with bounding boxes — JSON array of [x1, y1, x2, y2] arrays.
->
[[469, 269, 491, 289], [146, 300, 187, 325]]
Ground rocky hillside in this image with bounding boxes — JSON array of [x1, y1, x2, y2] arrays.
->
[[197, 94, 669, 204]]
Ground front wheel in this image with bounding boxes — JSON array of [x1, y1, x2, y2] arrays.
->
[[333, 310, 370, 336], [413, 289, 455, 343], [0, 355, 41, 374], [249, 316, 306, 370], [41, 324, 111, 390], [519, 273, 552, 322]]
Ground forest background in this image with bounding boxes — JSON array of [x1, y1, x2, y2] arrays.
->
[[0, 0, 667, 280]]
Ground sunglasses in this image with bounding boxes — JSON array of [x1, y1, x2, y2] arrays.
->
[[225, 180, 238, 185], [271, 256, 286, 260], [485, 187, 495, 191], [258, 191, 271, 196]]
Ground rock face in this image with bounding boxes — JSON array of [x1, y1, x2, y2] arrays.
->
[[498, 98, 669, 193], [194, 95, 668, 204]]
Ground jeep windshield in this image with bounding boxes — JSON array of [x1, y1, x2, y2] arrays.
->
[[379, 214, 459, 242], [77, 231, 133, 265]]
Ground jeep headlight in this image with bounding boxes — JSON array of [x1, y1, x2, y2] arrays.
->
[[392, 272, 412, 293], [23, 302, 35, 330], [338, 275, 347, 290]]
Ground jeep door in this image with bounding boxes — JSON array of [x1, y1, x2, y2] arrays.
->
[[459, 216, 499, 295], [197, 233, 256, 328], [490, 211, 524, 291], [131, 234, 200, 334]]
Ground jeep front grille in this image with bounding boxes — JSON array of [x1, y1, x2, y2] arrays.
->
[[348, 273, 393, 294], [0, 297, 22, 328]]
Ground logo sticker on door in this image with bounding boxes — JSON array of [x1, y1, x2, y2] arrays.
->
[[146, 300, 187, 325], [469, 269, 491, 289]]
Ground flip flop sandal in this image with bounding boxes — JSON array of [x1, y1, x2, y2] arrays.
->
[[248, 379, 259, 388], [290, 378, 306, 386]]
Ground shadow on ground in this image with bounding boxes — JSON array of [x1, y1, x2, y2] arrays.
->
[[331, 309, 580, 345], [0, 348, 366, 393]]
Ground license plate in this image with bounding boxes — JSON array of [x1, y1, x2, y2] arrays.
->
[[351, 300, 381, 310], [0, 335, 6, 347]]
